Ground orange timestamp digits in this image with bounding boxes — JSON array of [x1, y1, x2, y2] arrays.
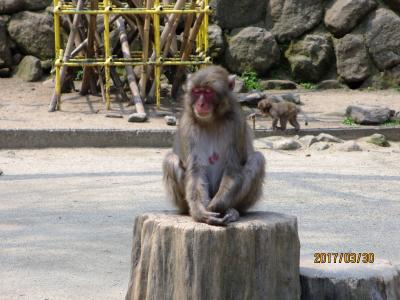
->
[[314, 252, 375, 264]]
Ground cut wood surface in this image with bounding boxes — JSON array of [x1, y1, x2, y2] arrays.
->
[[125, 212, 301, 300]]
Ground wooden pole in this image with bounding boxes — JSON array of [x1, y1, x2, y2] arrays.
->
[[49, 0, 85, 112], [116, 17, 146, 114]]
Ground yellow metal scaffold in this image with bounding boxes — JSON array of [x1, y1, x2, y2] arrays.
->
[[52, 0, 211, 111]]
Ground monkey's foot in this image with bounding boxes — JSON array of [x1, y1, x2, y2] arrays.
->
[[222, 208, 240, 224]]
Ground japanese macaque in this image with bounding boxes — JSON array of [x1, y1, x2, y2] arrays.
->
[[163, 66, 265, 226], [257, 98, 308, 131]]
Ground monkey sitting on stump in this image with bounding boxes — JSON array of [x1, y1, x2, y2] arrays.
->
[[258, 98, 308, 131], [163, 66, 266, 226]]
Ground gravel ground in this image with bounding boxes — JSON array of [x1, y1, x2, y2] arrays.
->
[[1, 77, 400, 130], [0, 146, 399, 300]]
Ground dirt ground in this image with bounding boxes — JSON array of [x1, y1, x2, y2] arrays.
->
[[1, 77, 400, 130]]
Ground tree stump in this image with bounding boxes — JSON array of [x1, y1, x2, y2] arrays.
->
[[125, 212, 301, 300]]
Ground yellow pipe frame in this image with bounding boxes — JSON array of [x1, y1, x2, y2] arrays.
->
[[53, 0, 211, 110]]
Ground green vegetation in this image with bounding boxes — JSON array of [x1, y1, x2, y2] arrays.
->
[[342, 116, 357, 126], [241, 71, 261, 91], [382, 119, 400, 127], [300, 82, 316, 90], [74, 69, 84, 81]]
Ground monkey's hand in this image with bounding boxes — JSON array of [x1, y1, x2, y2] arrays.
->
[[190, 203, 226, 226]]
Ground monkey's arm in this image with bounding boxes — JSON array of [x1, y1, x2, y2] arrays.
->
[[185, 157, 225, 225]]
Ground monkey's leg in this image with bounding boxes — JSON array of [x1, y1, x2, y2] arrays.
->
[[289, 117, 300, 131], [234, 151, 266, 212], [272, 118, 279, 130], [279, 117, 287, 130], [162, 151, 189, 213]]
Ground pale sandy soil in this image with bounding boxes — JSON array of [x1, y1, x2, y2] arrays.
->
[[0, 77, 399, 130]]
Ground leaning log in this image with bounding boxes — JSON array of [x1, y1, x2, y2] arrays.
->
[[125, 212, 301, 300]]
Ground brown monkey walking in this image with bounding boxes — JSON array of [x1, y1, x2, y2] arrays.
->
[[257, 98, 308, 131], [163, 66, 266, 226]]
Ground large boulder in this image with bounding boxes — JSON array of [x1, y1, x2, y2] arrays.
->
[[285, 35, 334, 82], [210, 0, 266, 29], [8, 11, 54, 59], [0, 17, 12, 69], [365, 9, 400, 70], [225, 27, 280, 75], [24, 0, 52, 11], [335, 34, 371, 83], [301, 256, 400, 299], [382, 0, 400, 13], [266, 0, 324, 43], [207, 24, 225, 60], [16, 55, 43, 82], [126, 212, 301, 300], [346, 105, 395, 125], [0, 0, 51, 14], [0, 0, 24, 14], [324, 0, 377, 38]]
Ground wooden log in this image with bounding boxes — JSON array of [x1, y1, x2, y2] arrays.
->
[[125, 212, 301, 300], [48, 0, 85, 112], [139, 0, 153, 98], [116, 18, 145, 114], [171, 8, 204, 98], [80, 0, 99, 96]]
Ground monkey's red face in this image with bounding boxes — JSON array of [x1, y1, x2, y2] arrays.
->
[[191, 87, 216, 119]]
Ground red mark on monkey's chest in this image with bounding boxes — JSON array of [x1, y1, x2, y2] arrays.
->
[[208, 152, 220, 164]]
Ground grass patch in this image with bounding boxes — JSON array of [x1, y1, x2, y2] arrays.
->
[[342, 116, 357, 126], [74, 69, 84, 81], [241, 71, 261, 91], [300, 82, 316, 90], [382, 119, 400, 127]]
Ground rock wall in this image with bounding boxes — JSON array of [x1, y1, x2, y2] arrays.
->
[[210, 0, 400, 89], [0, 0, 53, 80], [2, 0, 400, 89]]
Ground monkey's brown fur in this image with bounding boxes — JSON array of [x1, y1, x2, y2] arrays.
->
[[258, 98, 307, 131], [163, 66, 266, 226]]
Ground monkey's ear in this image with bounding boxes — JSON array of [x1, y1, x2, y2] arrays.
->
[[228, 74, 236, 91]]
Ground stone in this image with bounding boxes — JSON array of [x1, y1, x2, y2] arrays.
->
[[365, 9, 400, 71], [363, 133, 391, 147], [253, 138, 274, 149], [0, 0, 24, 14], [16, 55, 43, 82], [300, 256, 400, 300], [316, 80, 346, 90], [40, 59, 53, 72], [128, 112, 147, 122], [362, 67, 400, 89], [299, 135, 318, 147], [335, 34, 372, 83], [237, 91, 266, 107], [233, 77, 246, 93], [164, 115, 177, 126], [24, 0, 52, 11], [8, 11, 54, 59], [0, 67, 11, 78], [273, 138, 302, 150], [383, 0, 400, 13], [316, 133, 344, 143], [0, 17, 12, 69], [280, 93, 301, 104], [207, 24, 225, 60], [324, 0, 377, 38], [310, 141, 330, 151], [346, 105, 395, 125], [266, 0, 324, 43], [285, 35, 334, 83], [126, 212, 301, 300], [260, 80, 297, 90], [225, 27, 280, 75], [337, 140, 362, 151], [211, 0, 266, 29]]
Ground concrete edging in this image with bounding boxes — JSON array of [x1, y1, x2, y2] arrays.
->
[[0, 127, 399, 149]]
